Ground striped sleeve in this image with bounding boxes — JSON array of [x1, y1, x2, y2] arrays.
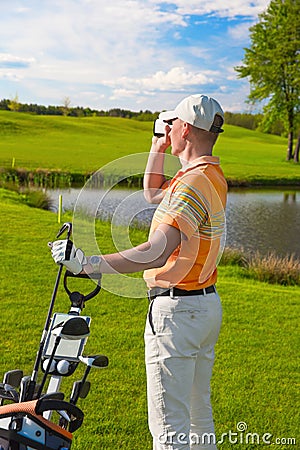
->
[[161, 180, 209, 239]]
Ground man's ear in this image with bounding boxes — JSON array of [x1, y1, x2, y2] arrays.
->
[[182, 122, 190, 139]]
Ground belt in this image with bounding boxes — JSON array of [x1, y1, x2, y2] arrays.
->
[[147, 285, 216, 301]]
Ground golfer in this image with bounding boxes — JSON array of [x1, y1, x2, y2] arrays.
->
[[51, 94, 227, 449]]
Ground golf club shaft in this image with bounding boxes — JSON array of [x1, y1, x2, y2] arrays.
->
[[36, 336, 62, 399], [26, 264, 64, 400], [27, 222, 73, 400]]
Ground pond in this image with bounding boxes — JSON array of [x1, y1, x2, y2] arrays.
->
[[47, 187, 300, 258]]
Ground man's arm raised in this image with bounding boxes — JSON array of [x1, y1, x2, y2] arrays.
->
[[143, 128, 171, 204]]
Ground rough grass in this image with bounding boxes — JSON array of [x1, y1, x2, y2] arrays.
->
[[0, 184, 53, 210], [219, 247, 248, 267], [246, 251, 300, 286], [21, 189, 53, 210], [220, 247, 300, 286]]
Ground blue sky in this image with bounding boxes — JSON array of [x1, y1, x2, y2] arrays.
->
[[0, 0, 270, 113]]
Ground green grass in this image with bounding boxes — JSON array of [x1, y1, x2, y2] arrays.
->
[[0, 111, 300, 184], [0, 112, 151, 172], [0, 190, 299, 449], [216, 125, 300, 184]]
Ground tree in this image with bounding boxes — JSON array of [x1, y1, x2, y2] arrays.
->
[[61, 96, 71, 116], [8, 93, 21, 112], [235, 0, 300, 162]]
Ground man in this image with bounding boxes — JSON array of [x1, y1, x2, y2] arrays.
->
[[51, 94, 227, 449]]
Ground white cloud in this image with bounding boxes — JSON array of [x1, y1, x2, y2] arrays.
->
[[185, 46, 211, 60], [104, 67, 217, 93], [228, 21, 254, 41], [14, 7, 30, 14], [150, 0, 270, 18], [0, 71, 23, 82], [110, 89, 140, 100], [226, 65, 242, 81], [0, 0, 187, 83], [0, 0, 271, 111], [0, 53, 35, 66]]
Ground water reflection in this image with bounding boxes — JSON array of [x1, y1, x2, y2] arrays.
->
[[225, 188, 300, 258], [283, 192, 297, 203], [47, 187, 300, 258]]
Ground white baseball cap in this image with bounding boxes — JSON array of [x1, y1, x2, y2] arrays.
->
[[159, 94, 224, 133]]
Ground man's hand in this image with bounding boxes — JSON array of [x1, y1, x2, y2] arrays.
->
[[144, 125, 172, 204], [151, 124, 171, 153], [49, 239, 87, 275]]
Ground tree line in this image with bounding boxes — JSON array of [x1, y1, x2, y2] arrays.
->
[[0, 97, 155, 121], [0, 97, 288, 137]]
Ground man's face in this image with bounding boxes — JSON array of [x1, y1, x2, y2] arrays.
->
[[169, 118, 185, 157]]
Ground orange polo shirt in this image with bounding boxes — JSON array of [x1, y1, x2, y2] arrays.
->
[[143, 156, 227, 290]]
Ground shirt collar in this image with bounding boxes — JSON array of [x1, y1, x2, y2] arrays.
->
[[176, 155, 220, 177]]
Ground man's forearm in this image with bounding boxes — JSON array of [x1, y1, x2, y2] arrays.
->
[[144, 137, 170, 203], [84, 243, 165, 275], [144, 151, 166, 191], [83, 224, 182, 275]]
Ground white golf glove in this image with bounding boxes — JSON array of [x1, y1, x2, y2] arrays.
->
[[49, 239, 87, 275]]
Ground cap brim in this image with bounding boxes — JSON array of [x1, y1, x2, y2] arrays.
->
[[158, 110, 177, 122]]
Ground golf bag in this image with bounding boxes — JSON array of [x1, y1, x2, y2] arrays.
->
[[0, 223, 107, 450], [0, 399, 80, 449]]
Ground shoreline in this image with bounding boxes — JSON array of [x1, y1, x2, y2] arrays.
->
[[1, 167, 300, 189]]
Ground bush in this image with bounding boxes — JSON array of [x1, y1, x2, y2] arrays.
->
[[220, 247, 300, 286], [22, 189, 53, 210], [246, 251, 300, 286], [219, 247, 247, 266]]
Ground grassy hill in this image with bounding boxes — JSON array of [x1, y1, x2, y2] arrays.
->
[[0, 110, 299, 185]]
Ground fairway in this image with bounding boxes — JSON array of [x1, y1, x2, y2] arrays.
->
[[0, 190, 299, 449], [1, 111, 300, 185]]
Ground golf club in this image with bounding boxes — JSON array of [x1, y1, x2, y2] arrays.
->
[[19, 375, 31, 402], [26, 222, 72, 401], [70, 380, 91, 404], [2, 370, 23, 388], [0, 370, 23, 405], [59, 355, 108, 429], [0, 384, 19, 403], [71, 355, 108, 406]]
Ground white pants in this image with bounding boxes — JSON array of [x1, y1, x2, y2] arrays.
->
[[144, 290, 222, 450]]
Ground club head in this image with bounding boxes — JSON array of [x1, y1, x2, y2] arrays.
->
[[0, 383, 19, 403], [52, 317, 90, 340], [2, 370, 23, 388], [79, 354, 109, 368], [58, 410, 71, 422], [56, 222, 72, 239], [70, 380, 91, 402], [78, 380, 91, 399], [19, 375, 31, 402]]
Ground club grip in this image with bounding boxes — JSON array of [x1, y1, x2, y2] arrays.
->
[[65, 271, 101, 280], [63, 271, 101, 302]]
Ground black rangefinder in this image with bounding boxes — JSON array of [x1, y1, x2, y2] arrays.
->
[[153, 119, 166, 137]]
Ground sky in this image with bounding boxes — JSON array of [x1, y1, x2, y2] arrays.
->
[[0, 0, 271, 113]]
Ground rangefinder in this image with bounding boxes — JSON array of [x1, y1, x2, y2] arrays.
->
[[153, 119, 166, 137]]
